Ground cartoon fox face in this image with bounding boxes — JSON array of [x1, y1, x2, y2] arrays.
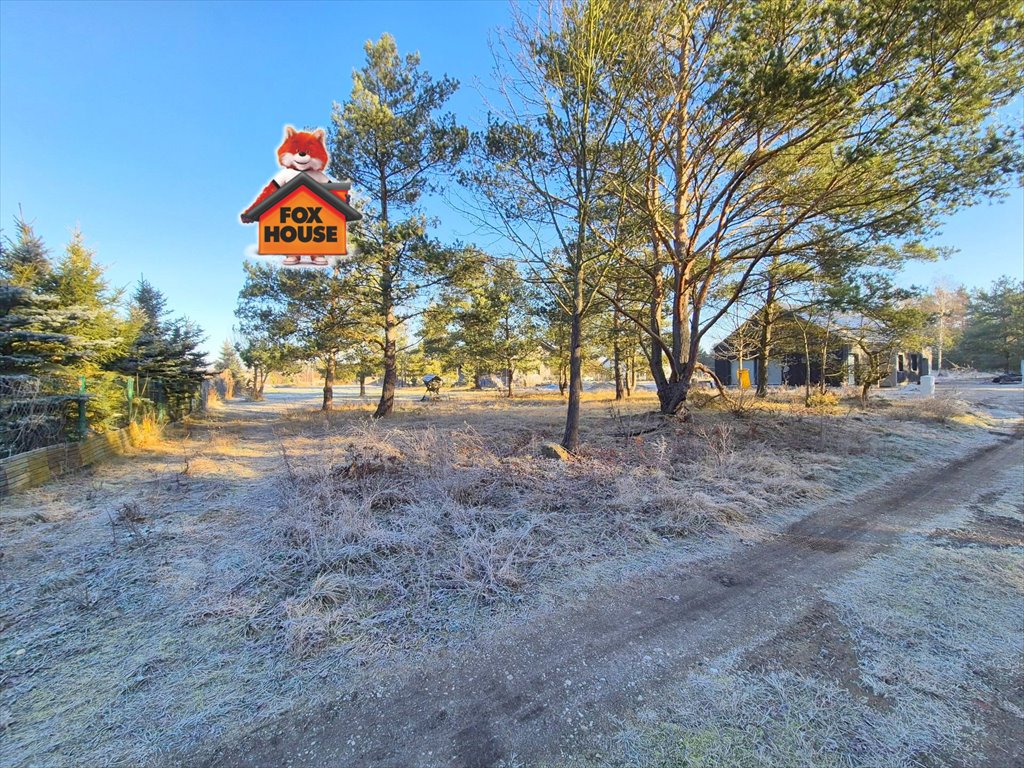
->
[[277, 126, 329, 172]]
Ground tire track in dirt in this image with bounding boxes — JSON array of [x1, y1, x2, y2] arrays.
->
[[176, 434, 1022, 768]]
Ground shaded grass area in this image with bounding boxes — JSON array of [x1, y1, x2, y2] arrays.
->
[[566, 469, 1023, 768], [0, 389, 1002, 767]]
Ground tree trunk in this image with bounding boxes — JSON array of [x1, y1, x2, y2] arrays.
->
[[506, 366, 513, 398], [359, 373, 366, 398], [613, 339, 624, 401], [374, 187, 396, 418], [861, 352, 879, 404], [802, 330, 812, 402], [561, 308, 583, 452], [755, 321, 771, 397], [322, 357, 335, 411], [818, 336, 830, 395], [374, 312, 397, 418], [657, 380, 688, 414]]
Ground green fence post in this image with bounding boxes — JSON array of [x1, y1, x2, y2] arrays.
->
[[78, 376, 88, 438], [125, 378, 134, 423]]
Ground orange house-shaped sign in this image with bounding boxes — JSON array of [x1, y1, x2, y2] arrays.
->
[[240, 174, 362, 256]]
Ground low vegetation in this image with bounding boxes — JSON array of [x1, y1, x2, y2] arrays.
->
[[0, 388, 1002, 767], [566, 467, 1023, 768]]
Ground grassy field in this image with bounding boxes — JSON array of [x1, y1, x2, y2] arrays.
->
[[0, 385, 1013, 767]]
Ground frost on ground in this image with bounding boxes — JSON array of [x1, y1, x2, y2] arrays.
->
[[575, 467, 1023, 768], [0, 390, 1007, 767]]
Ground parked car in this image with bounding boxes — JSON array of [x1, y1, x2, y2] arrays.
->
[[991, 373, 1023, 384]]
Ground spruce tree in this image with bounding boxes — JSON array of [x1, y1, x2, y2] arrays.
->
[[0, 213, 51, 288], [0, 286, 85, 454], [111, 279, 207, 421], [41, 230, 134, 431]]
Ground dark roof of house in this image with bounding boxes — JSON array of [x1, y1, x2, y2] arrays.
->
[[241, 174, 363, 224]]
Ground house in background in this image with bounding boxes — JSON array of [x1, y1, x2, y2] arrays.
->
[[713, 311, 931, 388]]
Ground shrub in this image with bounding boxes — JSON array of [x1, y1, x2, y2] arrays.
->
[[128, 415, 163, 448], [805, 391, 839, 410]]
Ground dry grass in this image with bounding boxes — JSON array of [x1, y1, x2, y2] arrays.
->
[[0, 387, 1005, 767], [197, 415, 828, 660], [903, 392, 971, 423], [127, 414, 163, 448], [566, 468, 1024, 768]]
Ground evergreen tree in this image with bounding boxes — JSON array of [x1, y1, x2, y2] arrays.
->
[[489, 261, 539, 397], [214, 339, 246, 385], [330, 33, 469, 418], [111, 279, 207, 422], [134, 276, 168, 334], [0, 285, 85, 455], [235, 333, 299, 401], [831, 272, 929, 403], [0, 213, 51, 288], [956, 277, 1024, 372], [421, 250, 497, 387], [556, 0, 1024, 417], [40, 230, 134, 431], [236, 260, 371, 410]]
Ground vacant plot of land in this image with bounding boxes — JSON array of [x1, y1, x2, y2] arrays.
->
[[0, 382, 1018, 767]]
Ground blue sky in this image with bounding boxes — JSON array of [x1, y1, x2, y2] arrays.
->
[[1, 0, 1022, 356]]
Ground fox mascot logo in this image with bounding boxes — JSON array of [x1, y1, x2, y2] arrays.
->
[[243, 126, 335, 265]]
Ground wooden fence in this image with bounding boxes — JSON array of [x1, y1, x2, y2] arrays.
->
[[0, 428, 132, 500]]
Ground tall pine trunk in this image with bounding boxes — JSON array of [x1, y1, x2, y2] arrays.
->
[[374, 311, 397, 418], [322, 357, 335, 411], [755, 268, 777, 398], [613, 308, 624, 401], [359, 373, 366, 398], [803, 331, 813, 402], [755, 322, 771, 397], [613, 341, 624, 400], [561, 306, 583, 452]]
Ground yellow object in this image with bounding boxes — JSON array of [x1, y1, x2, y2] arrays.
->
[[738, 368, 751, 389]]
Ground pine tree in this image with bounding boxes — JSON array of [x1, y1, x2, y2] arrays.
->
[[0, 213, 51, 288], [236, 260, 370, 410], [956, 277, 1024, 372], [330, 33, 469, 417], [215, 339, 246, 386], [1, 227, 135, 447]]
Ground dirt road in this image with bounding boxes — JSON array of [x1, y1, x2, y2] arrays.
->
[[179, 418, 1022, 766]]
